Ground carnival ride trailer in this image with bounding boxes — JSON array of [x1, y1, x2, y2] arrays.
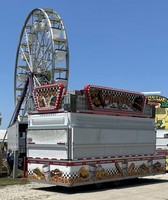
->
[[28, 112, 156, 159], [27, 112, 166, 187], [7, 8, 165, 185]]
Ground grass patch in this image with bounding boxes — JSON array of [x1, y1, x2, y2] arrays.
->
[[0, 177, 29, 187]]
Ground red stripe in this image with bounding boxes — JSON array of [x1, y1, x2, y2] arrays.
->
[[27, 154, 166, 166]]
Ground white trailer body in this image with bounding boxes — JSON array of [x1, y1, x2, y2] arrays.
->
[[28, 113, 156, 159], [27, 112, 166, 186]]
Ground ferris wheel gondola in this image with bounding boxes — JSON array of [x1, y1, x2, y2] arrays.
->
[[14, 8, 69, 119]]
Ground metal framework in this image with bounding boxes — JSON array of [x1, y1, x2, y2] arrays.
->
[[14, 8, 69, 120]]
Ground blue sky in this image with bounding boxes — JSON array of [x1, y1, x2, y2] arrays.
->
[[0, 0, 168, 129]]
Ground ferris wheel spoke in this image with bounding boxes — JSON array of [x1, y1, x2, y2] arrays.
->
[[24, 28, 36, 70], [36, 42, 52, 68], [34, 21, 49, 58], [16, 79, 25, 87], [20, 47, 33, 72], [44, 59, 52, 71], [33, 75, 42, 86], [33, 28, 53, 81]]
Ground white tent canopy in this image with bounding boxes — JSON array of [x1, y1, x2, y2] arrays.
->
[[0, 130, 7, 142]]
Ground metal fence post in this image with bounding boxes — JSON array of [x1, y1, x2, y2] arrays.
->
[[13, 150, 19, 178]]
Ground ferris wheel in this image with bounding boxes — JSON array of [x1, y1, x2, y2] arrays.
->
[[14, 8, 69, 118]]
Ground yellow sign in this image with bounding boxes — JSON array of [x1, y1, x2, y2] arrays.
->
[[147, 95, 167, 103], [146, 95, 168, 130], [155, 107, 168, 130]]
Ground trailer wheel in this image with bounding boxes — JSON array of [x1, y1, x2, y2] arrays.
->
[[95, 182, 104, 189], [112, 180, 121, 187]]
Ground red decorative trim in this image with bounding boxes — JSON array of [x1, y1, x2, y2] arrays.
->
[[84, 84, 147, 115], [156, 149, 168, 155], [34, 83, 64, 111], [27, 155, 166, 166]]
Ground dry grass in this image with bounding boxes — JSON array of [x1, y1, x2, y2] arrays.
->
[[0, 177, 28, 187]]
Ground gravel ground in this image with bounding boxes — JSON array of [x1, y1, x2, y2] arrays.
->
[[0, 174, 168, 200]]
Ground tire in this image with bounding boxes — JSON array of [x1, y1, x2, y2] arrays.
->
[[113, 180, 122, 187]]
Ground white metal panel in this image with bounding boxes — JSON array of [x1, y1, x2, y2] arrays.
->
[[73, 128, 101, 144], [81, 144, 133, 157], [70, 113, 154, 130], [156, 129, 168, 138], [156, 130, 168, 149], [156, 138, 168, 146], [101, 129, 138, 144], [137, 130, 156, 143], [27, 112, 156, 160], [70, 113, 156, 159], [157, 145, 168, 150], [131, 145, 156, 155], [104, 145, 132, 156], [72, 128, 154, 145], [73, 146, 105, 158], [7, 123, 19, 151], [28, 113, 69, 129], [27, 129, 67, 144], [72, 143, 156, 158], [27, 149, 68, 159]]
